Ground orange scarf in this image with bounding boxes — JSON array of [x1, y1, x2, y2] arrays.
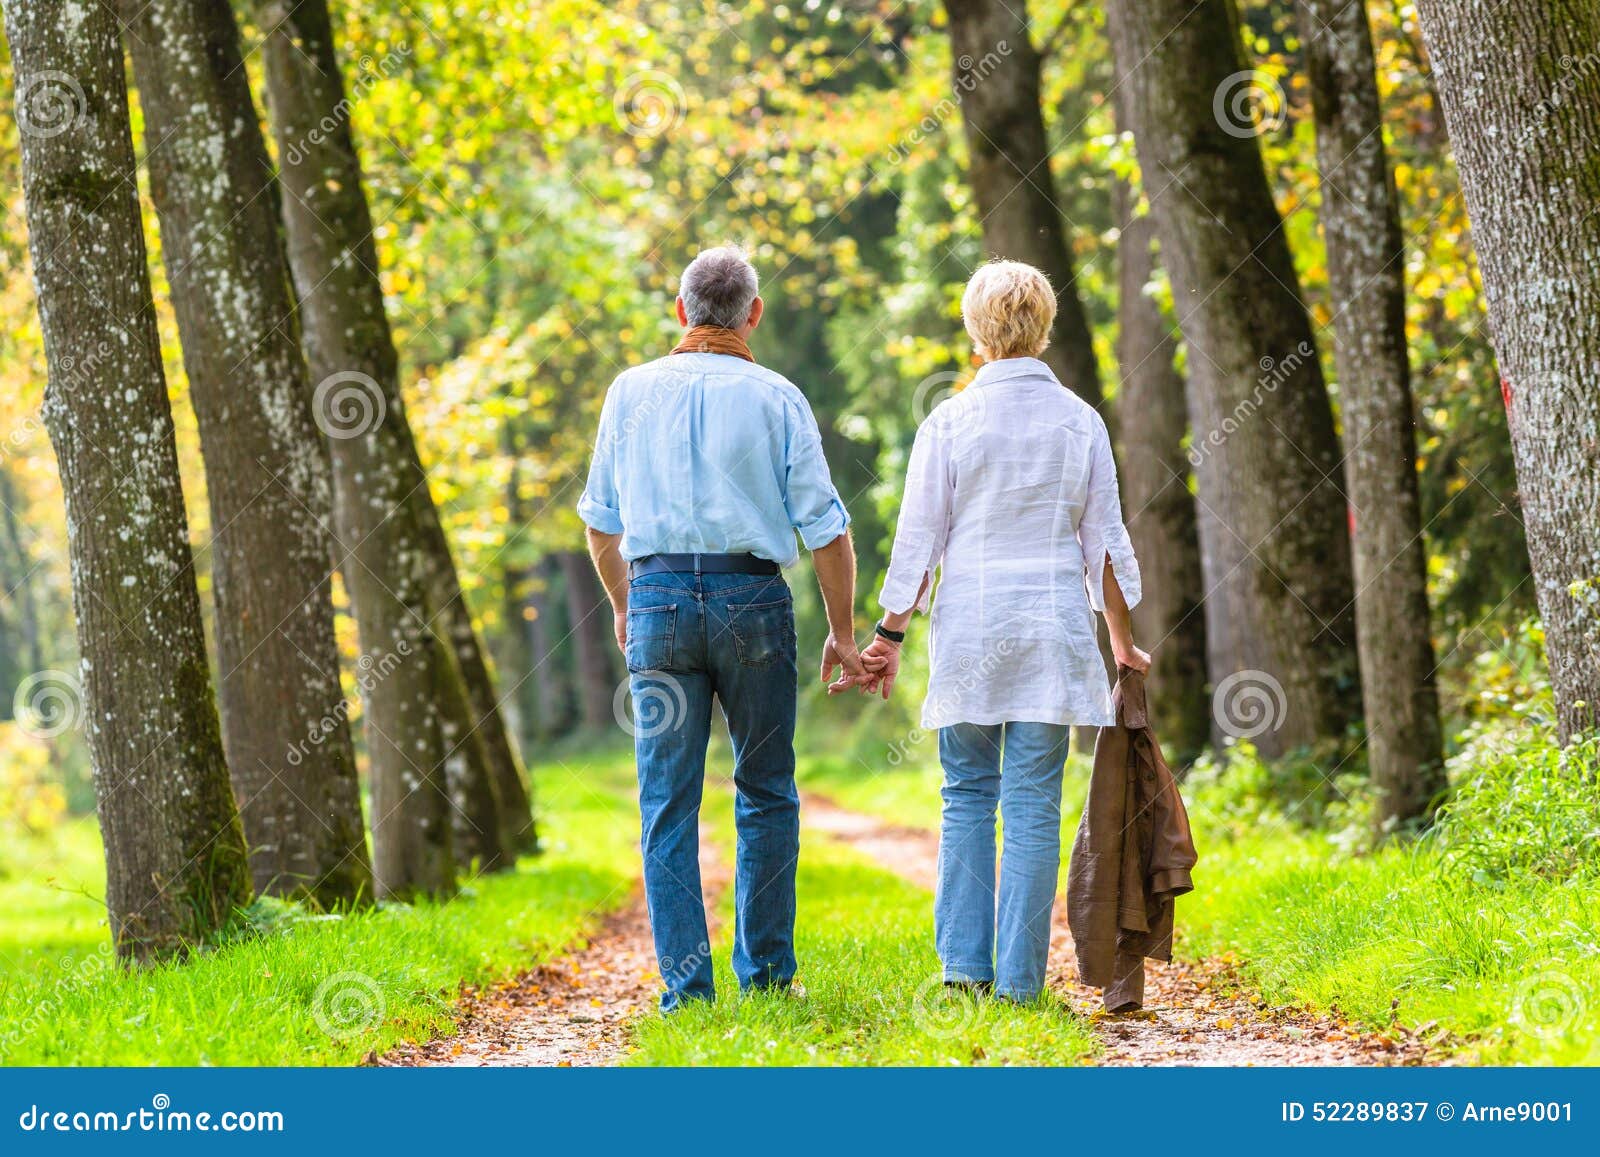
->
[[671, 325, 755, 362]]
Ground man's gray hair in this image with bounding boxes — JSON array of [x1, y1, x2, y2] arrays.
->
[[679, 246, 759, 329]]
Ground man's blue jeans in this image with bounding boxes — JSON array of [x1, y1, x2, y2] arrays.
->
[[625, 570, 799, 1010], [935, 721, 1070, 1000]]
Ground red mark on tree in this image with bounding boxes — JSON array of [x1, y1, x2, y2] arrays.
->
[[1501, 376, 1513, 414]]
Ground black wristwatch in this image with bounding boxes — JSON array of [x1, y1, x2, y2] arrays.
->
[[874, 621, 907, 644]]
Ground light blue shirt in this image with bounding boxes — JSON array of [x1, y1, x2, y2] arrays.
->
[[577, 352, 850, 566]]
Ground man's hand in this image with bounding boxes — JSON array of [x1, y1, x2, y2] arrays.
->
[[821, 633, 866, 692], [613, 609, 628, 654], [855, 635, 901, 700]]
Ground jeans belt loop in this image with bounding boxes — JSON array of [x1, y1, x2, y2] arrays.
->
[[693, 553, 703, 575]]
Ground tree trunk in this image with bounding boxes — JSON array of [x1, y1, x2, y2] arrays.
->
[[942, 0, 1102, 405], [530, 554, 576, 739], [435, 628, 509, 873], [1110, 141, 1211, 765], [253, 0, 455, 898], [5, 0, 252, 960], [256, 0, 537, 857], [498, 433, 541, 757], [1103, 0, 1362, 755], [119, 0, 372, 907], [1414, 0, 1600, 740], [560, 551, 617, 732], [1298, 0, 1445, 825], [404, 448, 538, 852]]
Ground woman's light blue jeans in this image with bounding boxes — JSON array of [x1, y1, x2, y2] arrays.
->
[[936, 721, 1070, 1000]]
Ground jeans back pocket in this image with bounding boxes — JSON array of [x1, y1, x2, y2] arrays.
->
[[727, 598, 794, 667], [626, 603, 676, 672]]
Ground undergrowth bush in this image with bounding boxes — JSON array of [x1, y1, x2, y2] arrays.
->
[[1429, 724, 1600, 882]]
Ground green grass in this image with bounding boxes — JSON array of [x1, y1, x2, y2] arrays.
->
[[627, 760, 1098, 1066], [0, 747, 641, 1065], [797, 744, 1600, 1065], [1178, 830, 1600, 1064]]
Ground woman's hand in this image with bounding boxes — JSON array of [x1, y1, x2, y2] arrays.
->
[[1113, 642, 1151, 673], [856, 635, 902, 700]]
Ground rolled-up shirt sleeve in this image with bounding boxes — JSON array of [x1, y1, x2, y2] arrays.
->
[[1078, 414, 1141, 612], [783, 394, 851, 550], [576, 385, 624, 535], [879, 422, 953, 615]]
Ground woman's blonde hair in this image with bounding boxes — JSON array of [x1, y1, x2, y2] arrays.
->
[[960, 260, 1057, 360]]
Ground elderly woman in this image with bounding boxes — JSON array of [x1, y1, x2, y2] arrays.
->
[[852, 261, 1150, 1002]]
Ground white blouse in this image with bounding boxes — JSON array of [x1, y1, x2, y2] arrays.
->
[[879, 357, 1141, 730]]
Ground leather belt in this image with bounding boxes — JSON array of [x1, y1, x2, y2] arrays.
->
[[629, 552, 779, 578]]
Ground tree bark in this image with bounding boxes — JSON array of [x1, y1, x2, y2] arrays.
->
[[256, 0, 537, 858], [560, 551, 617, 731], [5, 0, 252, 960], [404, 446, 537, 852], [1414, 0, 1600, 740], [1110, 148, 1211, 765], [1298, 0, 1445, 825], [119, 0, 372, 906], [942, 0, 1102, 405], [1103, 0, 1362, 755], [253, 0, 456, 898], [434, 628, 509, 873], [529, 554, 576, 739]]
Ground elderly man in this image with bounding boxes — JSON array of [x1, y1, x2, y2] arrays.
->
[[579, 246, 862, 1009]]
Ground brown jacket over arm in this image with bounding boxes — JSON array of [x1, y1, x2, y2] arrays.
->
[[1067, 668, 1198, 1008]]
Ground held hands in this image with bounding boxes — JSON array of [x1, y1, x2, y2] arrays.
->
[[820, 632, 867, 691], [824, 630, 900, 699], [854, 635, 900, 699]]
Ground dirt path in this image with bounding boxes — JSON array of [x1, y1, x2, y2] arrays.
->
[[382, 832, 727, 1068], [803, 794, 1438, 1067]]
